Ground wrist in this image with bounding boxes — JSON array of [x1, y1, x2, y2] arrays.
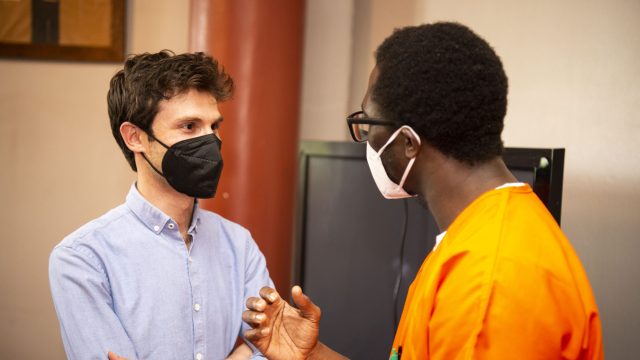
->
[[306, 342, 348, 360], [306, 342, 323, 360]]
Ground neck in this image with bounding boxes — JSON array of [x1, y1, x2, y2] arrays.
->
[[419, 156, 516, 231], [136, 168, 195, 242]]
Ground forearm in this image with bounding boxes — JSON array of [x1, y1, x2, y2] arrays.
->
[[307, 342, 349, 360]]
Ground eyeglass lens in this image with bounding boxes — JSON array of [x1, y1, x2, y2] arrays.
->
[[351, 123, 370, 142]]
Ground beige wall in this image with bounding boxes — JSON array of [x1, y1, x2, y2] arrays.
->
[[0, 1, 189, 358], [299, 0, 422, 141], [299, 0, 355, 141], [302, 0, 640, 358]]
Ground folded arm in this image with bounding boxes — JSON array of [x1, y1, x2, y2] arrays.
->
[[49, 245, 137, 360]]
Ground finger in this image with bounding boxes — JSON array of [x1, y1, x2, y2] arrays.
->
[[259, 286, 282, 304], [108, 352, 126, 360], [242, 310, 267, 327], [291, 285, 321, 321], [245, 296, 267, 311], [244, 326, 271, 341]]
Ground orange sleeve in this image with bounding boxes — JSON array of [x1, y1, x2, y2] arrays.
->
[[427, 250, 495, 359]]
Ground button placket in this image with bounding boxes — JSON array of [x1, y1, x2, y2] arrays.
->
[[189, 236, 205, 360]]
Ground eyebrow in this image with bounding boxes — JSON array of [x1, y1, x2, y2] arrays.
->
[[175, 115, 224, 123]]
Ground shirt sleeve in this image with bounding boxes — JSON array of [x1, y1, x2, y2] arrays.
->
[[49, 244, 138, 360], [240, 233, 274, 359]]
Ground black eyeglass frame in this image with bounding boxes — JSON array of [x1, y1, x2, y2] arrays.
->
[[346, 111, 399, 143]]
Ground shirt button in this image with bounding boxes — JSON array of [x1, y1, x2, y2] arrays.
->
[[153, 225, 160, 232], [168, 223, 175, 229], [195, 353, 203, 360], [194, 303, 201, 311]]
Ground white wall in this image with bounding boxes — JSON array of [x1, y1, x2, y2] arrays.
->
[[301, 0, 640, 357], [0, 1, 189, 358]]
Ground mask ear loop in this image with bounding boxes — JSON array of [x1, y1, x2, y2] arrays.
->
[[145, 131, 171, 149], [375, 125, 422, 156], [393, 126, 422, 190], [396, 157, 416, 190], [141, 153, 165, 177], [141, 129, 169, 177]]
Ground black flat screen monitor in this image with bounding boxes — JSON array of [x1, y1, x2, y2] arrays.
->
[[293, 141, 564, 360]]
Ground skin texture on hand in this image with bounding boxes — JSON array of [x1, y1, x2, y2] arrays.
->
[[243, 286, 323, 360]]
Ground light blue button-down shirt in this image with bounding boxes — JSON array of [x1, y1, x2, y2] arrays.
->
[[49, 185, 272, 360]]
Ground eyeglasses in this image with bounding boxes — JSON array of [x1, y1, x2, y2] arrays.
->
[[346, 111, 399, 143]]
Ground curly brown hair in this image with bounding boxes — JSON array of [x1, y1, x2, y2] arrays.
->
[[107, 50, 234, 171]]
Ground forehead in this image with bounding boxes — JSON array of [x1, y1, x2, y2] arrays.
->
[[156, 89, 220, 118], [362, 66, 381, 115]]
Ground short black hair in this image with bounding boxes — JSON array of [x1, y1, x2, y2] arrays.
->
[[108, 50, 234, 171], [373, 22, 508, 165]]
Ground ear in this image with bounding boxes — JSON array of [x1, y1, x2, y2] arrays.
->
[[401, 127, 421, 159], [120, 122, 146, 153]]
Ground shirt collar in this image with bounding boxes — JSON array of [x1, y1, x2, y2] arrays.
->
[[433, 231, 447, 251], [432, 182, 527, 250], [125, 183, 202, 235], [495, 182, 526, 190]]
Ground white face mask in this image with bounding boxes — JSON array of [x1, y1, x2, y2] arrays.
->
[[366, 125, 421, 199]]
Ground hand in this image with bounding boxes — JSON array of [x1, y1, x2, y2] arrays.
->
[[243, 286, 321, 360], [107, 351, 128, 360]]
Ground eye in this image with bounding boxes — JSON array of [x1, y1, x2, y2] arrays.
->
[[182, 122, 195, 130], [212, 122, 220, 131]]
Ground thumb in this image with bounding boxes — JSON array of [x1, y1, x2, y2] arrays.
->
[[291, 285, 321, 321], [108, 352, 126, 360]]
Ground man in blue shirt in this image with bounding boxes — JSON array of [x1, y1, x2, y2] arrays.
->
[[49, 51, 272, 360]]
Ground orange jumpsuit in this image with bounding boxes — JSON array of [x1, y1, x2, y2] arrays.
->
[[391, 185, 603, 359]]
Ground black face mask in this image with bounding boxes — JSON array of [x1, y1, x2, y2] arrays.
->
[[142, 133, 224, 199]]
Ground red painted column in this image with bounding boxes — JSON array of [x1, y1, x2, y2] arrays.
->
[[190, 0, 304, 295]]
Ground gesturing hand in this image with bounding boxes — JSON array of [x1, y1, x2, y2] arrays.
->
[[243, 285, 321, 360], [107, 351, 128, 360]]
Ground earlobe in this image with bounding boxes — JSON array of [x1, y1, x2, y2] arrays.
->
[[120, 122, 146, 152]]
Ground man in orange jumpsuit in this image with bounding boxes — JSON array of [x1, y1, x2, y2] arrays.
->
[[241, 22, 604, 359]]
